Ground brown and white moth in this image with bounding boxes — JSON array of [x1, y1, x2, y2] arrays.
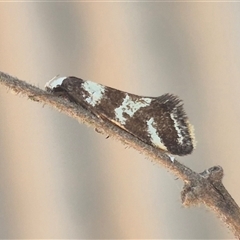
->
[[45, 76, 196, 156]]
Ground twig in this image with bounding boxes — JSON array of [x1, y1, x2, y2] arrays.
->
[[1, 71, 240, 238]]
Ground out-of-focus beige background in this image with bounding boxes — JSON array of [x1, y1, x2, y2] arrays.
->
[[0, 2, 239, 239]]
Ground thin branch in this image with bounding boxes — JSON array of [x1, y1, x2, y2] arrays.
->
[[1, 71, 240, 239]]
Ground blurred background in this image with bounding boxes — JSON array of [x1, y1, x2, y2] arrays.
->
[[0, 2, 239, 239]]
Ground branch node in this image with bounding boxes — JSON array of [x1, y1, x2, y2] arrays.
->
[[181, 166, 224, 207], [200, 165, 224, 184], [181, 181, 202, 207]]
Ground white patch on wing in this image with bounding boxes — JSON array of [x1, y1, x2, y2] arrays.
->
[[82, 81, 105, 106], [146, 117, 167, 151], [114, 95, 152, 125], [170, 113, 184, 144], [45, 76, 67, 90]]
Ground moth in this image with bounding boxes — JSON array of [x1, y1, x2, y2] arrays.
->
[[45, 76, 196, 156]]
